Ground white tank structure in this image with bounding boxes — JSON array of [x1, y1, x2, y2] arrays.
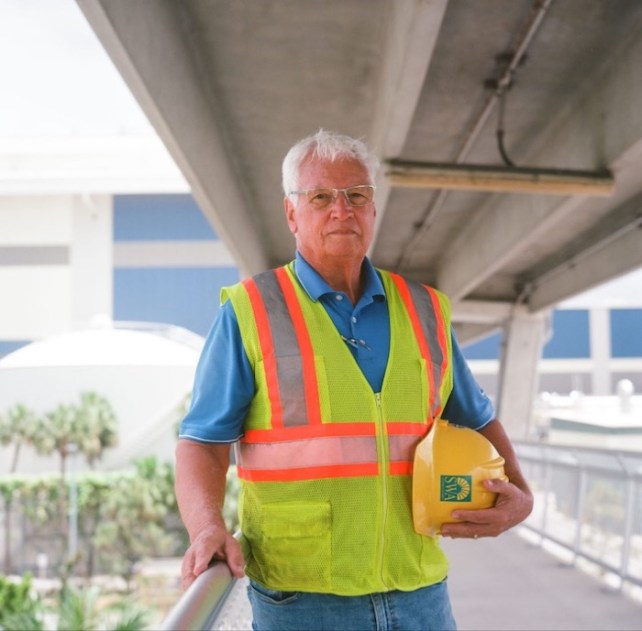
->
[[0, 319, 202, 474]]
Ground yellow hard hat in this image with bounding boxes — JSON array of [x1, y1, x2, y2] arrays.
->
[[412, 419, 507, 536]]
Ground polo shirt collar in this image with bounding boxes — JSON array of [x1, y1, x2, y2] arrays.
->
[[293, 251, 386, 303]]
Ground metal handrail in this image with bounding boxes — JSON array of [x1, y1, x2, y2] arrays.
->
[[160, 561, 236, 631], [514, 440, 642, 590], [161, 441, 642, 627]]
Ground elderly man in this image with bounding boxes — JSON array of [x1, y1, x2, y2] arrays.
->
[[175, 130, 533, 631]]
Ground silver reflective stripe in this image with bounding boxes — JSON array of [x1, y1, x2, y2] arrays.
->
[[388, 433, 424, 463], [253, 270, 308, 427], [238, 434, 378, 470], [403, 279, 444, 417]]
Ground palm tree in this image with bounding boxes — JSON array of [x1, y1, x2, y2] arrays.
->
[[0, 404, 38, 473], [33, 402, 79, 538], [93, 457, 176, 582], [34, 392, 119, 479], [75, 392, 118, 468], [32, 393, 119, 558], [35, 403, 77, 479], [0, 403, 38, 574]]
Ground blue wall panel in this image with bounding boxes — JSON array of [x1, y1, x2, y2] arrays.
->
[[114, 194, 217, 241], [0, 340, 30, 359], [113, 267, 239, 336], [462, 331, 502, 360], [461, 309, 592, 361], [543, 310, 590, 359], [611, 308, 642, 358]]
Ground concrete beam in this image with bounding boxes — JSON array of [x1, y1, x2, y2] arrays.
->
[[452, 299, 514, 324], [452, 322, 501, 347], [76, 0, 269, 277], [527, 214, 642, 312], [369, 0, 448, 253], [437, 22, 642, 301]]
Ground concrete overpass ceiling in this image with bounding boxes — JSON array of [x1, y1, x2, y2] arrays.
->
[[77, 0, 642, 343]]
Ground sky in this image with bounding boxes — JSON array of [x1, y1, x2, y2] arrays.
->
[[1, 0, 640, 305], [0, 0, 152, 137]]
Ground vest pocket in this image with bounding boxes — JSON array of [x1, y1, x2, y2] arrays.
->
[[258, 501, 332, 590]]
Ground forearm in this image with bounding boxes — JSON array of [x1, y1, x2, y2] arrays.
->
[[479, 418, 532, 498], [175, 439, 245, 585], [175, 439, 232, 541]]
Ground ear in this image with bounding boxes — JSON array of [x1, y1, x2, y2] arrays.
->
[[284, 196, 298, 235]]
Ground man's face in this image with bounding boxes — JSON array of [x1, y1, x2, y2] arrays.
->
[[284, 156, 376, 265]]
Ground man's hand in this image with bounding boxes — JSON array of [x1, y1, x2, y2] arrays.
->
[[440, 477, 533, 539], [175, 441, 246, 589], [181, 525, 245, 590]]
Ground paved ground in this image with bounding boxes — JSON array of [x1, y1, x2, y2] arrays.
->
[[212, 529, 642, 630], [443, 531, 642, 631]]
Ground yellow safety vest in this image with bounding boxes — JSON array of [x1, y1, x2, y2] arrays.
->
[[222, 262, 453, 596]]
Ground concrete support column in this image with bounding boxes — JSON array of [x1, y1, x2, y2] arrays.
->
[[70, 195, 113, 328], [496, 308, 549, 439], [589, 307, 611, 395]]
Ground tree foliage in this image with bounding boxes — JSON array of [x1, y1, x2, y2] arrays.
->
[[0, 404, 38, 473], [31, 392, 118, 477], [0, 573, 41, 630], [0, 577, 150, 631]]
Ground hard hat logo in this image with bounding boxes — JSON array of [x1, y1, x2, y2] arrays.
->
[[440, 475, 472, 502], [412, 419, 508, 536]]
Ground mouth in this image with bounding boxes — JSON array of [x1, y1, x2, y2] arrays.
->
[[327, 229, 359, 236]]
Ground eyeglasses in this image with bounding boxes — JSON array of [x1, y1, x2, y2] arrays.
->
[[290, 185, 375, 210]]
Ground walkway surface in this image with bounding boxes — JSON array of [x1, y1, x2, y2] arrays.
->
[[212, 529, 642, 631]]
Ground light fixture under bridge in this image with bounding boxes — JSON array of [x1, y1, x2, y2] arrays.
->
[[386, 160, 615, 197]]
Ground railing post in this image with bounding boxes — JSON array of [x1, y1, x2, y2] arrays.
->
[[618, 455, 637, 592], [572, 465, 587, 566], [539, 451, 552, 545]]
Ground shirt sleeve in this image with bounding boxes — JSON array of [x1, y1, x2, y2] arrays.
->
[[441, 329, 496, 430], [178, 300, 254, 443]]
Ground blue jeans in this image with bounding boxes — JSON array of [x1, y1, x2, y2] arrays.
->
[[247, 579, 457, 631]]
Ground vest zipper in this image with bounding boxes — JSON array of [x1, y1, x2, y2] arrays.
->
[[374, 391, 389, 589]]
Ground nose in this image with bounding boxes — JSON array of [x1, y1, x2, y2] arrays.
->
[[329, 191, 354, 218]]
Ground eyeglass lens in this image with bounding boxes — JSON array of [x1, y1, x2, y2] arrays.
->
[[306, 186, 374, 209]]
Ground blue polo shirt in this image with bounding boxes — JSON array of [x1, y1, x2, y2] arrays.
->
[[180, 253, 495, 443]]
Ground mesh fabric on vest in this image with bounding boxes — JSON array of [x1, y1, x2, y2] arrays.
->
[[240, 476, 449, 594], [224, 264, 454, 595]]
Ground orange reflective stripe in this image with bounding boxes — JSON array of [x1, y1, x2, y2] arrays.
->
[[238, 424, 381, 480], [238, 421, 429, 481], [386, 422, 430, 436], [389, 272, 436, 419], [275, 267, 322, 425], [245, 268, 322, 429], [243, 277, 284, 428], [389, 461, 413, 476], [252, 271, 309, 427], [237, 462, 380, 482]]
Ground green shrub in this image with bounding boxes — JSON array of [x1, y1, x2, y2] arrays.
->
[[0, 573, 43, 631]]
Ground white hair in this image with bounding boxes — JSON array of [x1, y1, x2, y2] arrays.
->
[[282, 129, 379, 195]]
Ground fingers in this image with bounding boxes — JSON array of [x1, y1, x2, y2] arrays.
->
[[441, 479, 529, 539], [224, 536, 246, 578], [181, 530, 246, 590], [440, 513, 502, 539], [181, 549, 199, 590]]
